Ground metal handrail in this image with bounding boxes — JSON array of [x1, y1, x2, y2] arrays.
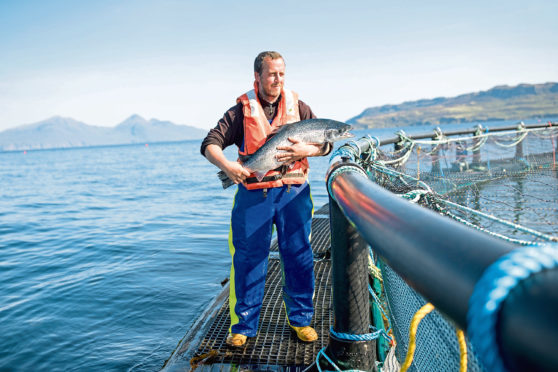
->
[[375, 121, 556, 146]]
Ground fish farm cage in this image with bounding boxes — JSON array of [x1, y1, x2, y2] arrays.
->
[[323, 121, 558, 372], [163, 121, 558, 372]]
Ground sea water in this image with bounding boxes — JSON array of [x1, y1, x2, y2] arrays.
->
[[0, 119, 551, 371]]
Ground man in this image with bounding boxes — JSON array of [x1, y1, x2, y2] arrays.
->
[[201, 51, 331, 347]]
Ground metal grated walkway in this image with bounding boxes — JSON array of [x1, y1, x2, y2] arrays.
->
[[163, 204, 333, 371]]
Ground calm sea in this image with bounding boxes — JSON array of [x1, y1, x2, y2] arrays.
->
[[0, 119, 550, 371]]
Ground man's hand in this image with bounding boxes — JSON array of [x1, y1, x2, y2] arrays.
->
[[275, 137, 322, 163], [204, 144, 251, 185], [223, 160, 252, 185]]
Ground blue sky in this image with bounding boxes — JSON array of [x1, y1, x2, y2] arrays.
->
[[1, 0, 557, 131]]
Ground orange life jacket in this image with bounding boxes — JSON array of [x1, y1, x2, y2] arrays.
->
[[236, 84, 309, 190]]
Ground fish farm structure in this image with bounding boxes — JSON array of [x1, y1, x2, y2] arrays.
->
[[162, 122, 558, 372]]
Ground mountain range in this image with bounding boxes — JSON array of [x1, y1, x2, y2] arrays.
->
[[348, 82, 558, 128], [0, 115, 207, 151], [2, 82, 557, 151]]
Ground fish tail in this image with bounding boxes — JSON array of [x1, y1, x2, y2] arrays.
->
[[217, 170, 234, 189]]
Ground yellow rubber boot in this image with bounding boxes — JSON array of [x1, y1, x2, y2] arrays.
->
[[226, 333, 247, 347], [291, 326, 318, 342]]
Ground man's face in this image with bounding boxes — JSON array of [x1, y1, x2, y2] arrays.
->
[[255, 57, 285, 102]]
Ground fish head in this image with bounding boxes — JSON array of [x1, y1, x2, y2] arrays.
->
[[325, 123, 354, 142]]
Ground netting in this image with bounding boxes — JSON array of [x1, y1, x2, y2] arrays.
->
[[358, 123, 558, 371], [379, 261, 484, 372], [367, 124, 558, 245]]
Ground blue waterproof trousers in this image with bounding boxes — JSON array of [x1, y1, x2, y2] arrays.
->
[[228, 183, 314, 337]]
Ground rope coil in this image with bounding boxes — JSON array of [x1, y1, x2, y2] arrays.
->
[[467, 244, 558, 372]]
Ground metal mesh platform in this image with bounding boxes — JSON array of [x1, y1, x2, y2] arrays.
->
[[172, 204, 334, 371], [315, 204, 330, 215], [192, 261, 332, 370]]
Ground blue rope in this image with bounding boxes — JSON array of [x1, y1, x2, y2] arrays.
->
[[317, 327, 390, 371], [331, 146, 357, 162], [315, 347, 366, 372], [370, 136, 380, 147], [368, 283, 392, 335], [330, 326, 392, 343], [467, 244, 558, 372]]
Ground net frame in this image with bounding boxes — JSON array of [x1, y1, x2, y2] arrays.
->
[[357, 122, 557, 371]]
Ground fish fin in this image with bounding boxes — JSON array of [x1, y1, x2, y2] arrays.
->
[[217, 170, 234, 189], [217, 170, 228, 181], [254, 170, 268, 182]]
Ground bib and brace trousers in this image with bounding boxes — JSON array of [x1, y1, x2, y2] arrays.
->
[[227, 86, 315, 336]]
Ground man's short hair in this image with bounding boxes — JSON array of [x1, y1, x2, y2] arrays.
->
[[254, 51, 284, 75]]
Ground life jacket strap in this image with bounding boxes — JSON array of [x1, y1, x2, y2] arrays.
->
[[244, 170, 305, 185]]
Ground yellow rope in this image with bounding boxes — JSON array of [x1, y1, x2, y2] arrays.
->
[[399, 302, 469, 372], [400, 302, 434, 372], [456, 329, 468, 372]]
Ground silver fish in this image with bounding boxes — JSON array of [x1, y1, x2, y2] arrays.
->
[[218, 119, 353, 189]]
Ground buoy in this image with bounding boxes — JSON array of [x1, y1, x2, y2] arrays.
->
[[145, 143, 149, 147], [23, 150, 27, 155]]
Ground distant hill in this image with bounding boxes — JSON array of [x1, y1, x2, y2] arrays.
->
[[0, 115, 207, 151], [348, 82, 558, 128]]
